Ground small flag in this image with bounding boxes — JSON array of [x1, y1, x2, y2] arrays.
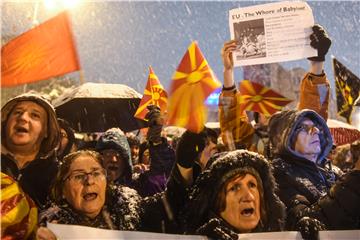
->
[[333, 57, 360, 124], [167, 41, 221, 133], [1, 11, 80, 87], [134, 66, 168, 120], [238, 80, 292, 116]]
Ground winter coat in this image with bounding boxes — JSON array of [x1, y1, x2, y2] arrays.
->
[[219, 86, 255, 150], [269, 109, 359, 230], [1, 93, 60, 209], [40, 182, 183, 233], [298, 72, 330, 121], [133, 138, 176, 197], [181, 150, 285, 239]]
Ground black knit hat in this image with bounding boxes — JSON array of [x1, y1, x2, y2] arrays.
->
[[96, 128, 132, 172], [185, 150, 285, 233]]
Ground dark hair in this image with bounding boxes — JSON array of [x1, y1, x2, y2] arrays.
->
[[57, 118, 76, 160], [127, 135, 140, 147], [214, 167, 267, 227], [350, 140, 360, 163], [52, 150, 104, 204], [253, 112, 260, 123], [138, 142, 149, 164]]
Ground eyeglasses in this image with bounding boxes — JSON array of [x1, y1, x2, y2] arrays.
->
[[296, 124, 323, 135], [101, 151, 121, 158], [64, 169, 107, 184]]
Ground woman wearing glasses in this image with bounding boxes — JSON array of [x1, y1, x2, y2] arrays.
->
[[36, 150, 180, 239]]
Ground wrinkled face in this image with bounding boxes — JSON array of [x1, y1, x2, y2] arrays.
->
[[220, 174, 261, 233], [101, 149, 125, 182], [294, 119, 322, 162], [5, 101, 48, 152], [63, 156, 107, 219]]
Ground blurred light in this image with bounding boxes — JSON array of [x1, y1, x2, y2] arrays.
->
[[62, 0, 81, 9], [205, 88, 221, 107], [43, 0, 57, 10], [43, 0, 81, 11]]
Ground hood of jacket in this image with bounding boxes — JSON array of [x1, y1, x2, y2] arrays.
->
[[268, 109, 333, 165], [1, 93, 60, 159], [185, 149, 285, 233], [96, 128, 133, 179]]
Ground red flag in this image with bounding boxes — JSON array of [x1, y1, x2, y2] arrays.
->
[[167, 41, 221, 133], [238, 80, 292, 116], [1, 11, 80, 87], [134, 66, 168, 120]]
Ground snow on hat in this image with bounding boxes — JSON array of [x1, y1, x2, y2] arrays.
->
[[186, 149, 285, 232], [96, 128, 132, 170]]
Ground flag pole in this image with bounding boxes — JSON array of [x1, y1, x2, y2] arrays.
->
[[32, 1, 40, 27], [149, 66, 154, 105], [79, 69, 85, 85]]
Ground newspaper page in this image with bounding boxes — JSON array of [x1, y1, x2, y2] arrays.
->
[[229, 1, 317, 66]]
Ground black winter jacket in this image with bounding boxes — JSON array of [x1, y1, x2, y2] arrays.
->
[[1, 153, 58, 209], [269, 110, 360, 230]]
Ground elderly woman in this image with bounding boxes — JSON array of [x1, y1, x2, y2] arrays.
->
[[37, 150, 182, 239], [181, 150, 286, 239]]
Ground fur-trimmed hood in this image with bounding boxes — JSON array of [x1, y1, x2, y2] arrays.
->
[[268, 109, 333, 165], [1, 93, 60, 159], [184, 150, 285, 233]]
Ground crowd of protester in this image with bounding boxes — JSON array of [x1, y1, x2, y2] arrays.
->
[[1, 24, 359, 240]]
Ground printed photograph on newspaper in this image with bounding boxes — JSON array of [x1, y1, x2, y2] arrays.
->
[[229, 1, 317, 66]]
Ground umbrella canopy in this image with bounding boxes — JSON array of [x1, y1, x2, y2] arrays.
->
[[52, 82, 147, 133], [327, 119, 360, 146]]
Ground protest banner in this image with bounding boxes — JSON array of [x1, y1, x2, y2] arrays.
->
[[47, 222, 206, 239], [47, 223, 360, 240], [229, 1, 316, 66]]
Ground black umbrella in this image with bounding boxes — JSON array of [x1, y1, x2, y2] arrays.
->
[[52, 82, 147, 133]]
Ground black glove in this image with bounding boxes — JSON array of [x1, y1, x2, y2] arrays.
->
[[196, 218, 238, 240], [296, 217, 326, 240], [307, 24, 331, 62], [176, 130, 207, 168], [145, 105, 163, 144]]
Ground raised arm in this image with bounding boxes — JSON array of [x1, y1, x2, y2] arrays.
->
[[299, 24, 332, 120]]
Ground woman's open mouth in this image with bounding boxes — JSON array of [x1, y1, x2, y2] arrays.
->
[[83, 193, 98, 201], [241, 208, 255, 217]]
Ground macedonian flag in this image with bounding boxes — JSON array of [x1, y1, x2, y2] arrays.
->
[[1, 173, 38, 239], [167, 42, 221, 133], [1, 11, 80, 87], [238, 80, 292, 116], [134, 66, 168, 120]]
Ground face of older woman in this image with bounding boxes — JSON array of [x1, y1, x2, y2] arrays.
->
[[220, 174, 261, 233], [63, 155, 107, 219]]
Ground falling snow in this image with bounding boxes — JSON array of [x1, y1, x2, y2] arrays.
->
[[2, 1, 359, 94]]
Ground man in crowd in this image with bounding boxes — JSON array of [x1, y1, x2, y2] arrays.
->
[[269, 109, 360, 232], [1, 93, 60, 209], [95, 127, 134, 187]]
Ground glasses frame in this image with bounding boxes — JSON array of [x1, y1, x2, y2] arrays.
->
[[64, 169, 107, 184]]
